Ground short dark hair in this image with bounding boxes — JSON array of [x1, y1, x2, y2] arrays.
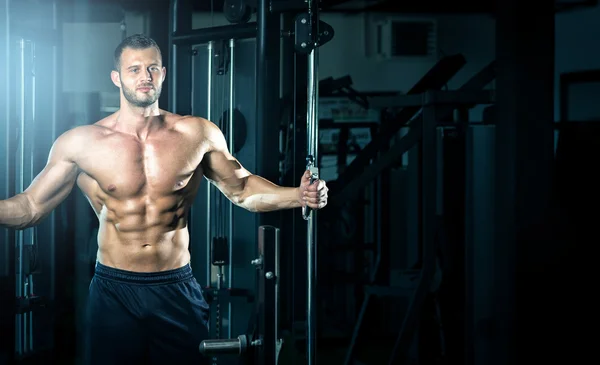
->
[[113, 34, 161, 72]]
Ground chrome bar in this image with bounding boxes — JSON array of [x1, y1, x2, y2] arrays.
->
[[227, 37, 235, 340], [2, 0, 11, 279], [28, 39, 35, 354], [305, 4, 320, 364], [50, 0, 57, 302], [206, 41, 213, 287], [16, 37, 25, 356]]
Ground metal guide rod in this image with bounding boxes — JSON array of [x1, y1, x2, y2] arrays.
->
[[228, 37, 235, 340], [50, 0, 58, 303], [15, 36, 36, 356], [2, 0, 10, 284], [304, 0, 320, 363], [28, 38, 35, 354], [16, 37, 26, 356], [206, 41, 213, 287], [275, 225, 280, 361]]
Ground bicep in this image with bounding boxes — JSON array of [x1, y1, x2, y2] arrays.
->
[[200, 121, 251, 194], [25, 159, 78, 213], [202, 149, 251, 188]]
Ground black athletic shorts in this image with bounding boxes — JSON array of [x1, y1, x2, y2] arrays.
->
[[84, 262, 210, 365]]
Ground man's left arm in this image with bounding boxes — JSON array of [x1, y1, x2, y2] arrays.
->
[[200, 119, 328, 213]]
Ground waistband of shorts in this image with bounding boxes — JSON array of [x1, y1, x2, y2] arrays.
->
[[93, 262, 194, 285]]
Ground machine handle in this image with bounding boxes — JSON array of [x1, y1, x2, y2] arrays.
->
[[199, 335, 249, 356], [302, 155, 319, 220]]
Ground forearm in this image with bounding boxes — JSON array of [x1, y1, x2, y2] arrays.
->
[[0, 194, 36, 230], [236, 175, 301, 212]]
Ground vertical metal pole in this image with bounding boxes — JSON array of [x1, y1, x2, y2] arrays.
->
[[50, 0, 58, 304], [274, 227, 280, 348], [190, 46, 195, 116], [28, 39, 35, 354], [305, 0, 319, 363], [2, 0, 9, 277], [206, 41, 213, 288], [15, 37, 25, 357], [227, 37, 235, 340], [305, 58, 318, 365], [1, 0, 10, 276]]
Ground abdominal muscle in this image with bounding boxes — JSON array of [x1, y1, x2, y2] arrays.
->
[[94, 199, 192, 273]]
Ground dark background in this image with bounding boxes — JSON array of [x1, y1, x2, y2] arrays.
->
[[1, 0, 597, 364]]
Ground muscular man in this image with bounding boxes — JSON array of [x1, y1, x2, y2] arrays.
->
[[0, 34, 328, 364]]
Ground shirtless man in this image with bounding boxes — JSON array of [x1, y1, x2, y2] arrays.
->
[[0, 34, 328, 364]]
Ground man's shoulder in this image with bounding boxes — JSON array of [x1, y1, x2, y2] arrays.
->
[[166, 112, 209, 125], [166, 114, 225, 151], [166, 112, 214, 134], [59, 124, 108, 142], [47, 124, 105, 161], [51, 123, 112, 157]]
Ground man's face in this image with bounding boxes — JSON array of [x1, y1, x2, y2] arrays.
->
[[113, 47, 165, 108]]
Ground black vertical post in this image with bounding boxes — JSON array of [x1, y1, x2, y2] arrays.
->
[[169, 0, 193, 114], [495, 0, 554, 364], [280, 11, 297, 330], [256, 0, 281, 228], [439, 127, 466, 365], [256, 226, 279, 365]]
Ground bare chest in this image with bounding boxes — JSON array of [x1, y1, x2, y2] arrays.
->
[[77, 133, 205, 197]]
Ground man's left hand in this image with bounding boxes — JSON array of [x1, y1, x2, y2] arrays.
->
[[299, 170, 328, 210]]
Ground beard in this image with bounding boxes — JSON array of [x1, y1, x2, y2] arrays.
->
[[122, 83, 162, 108]]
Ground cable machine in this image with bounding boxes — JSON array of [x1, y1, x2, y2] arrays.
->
[[168, 0, 333, 363]]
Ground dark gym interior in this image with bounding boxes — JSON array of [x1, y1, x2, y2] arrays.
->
[[1, 0, 597, 364]]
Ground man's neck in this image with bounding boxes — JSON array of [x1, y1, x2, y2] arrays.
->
[[115, 103, 162, 139]]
